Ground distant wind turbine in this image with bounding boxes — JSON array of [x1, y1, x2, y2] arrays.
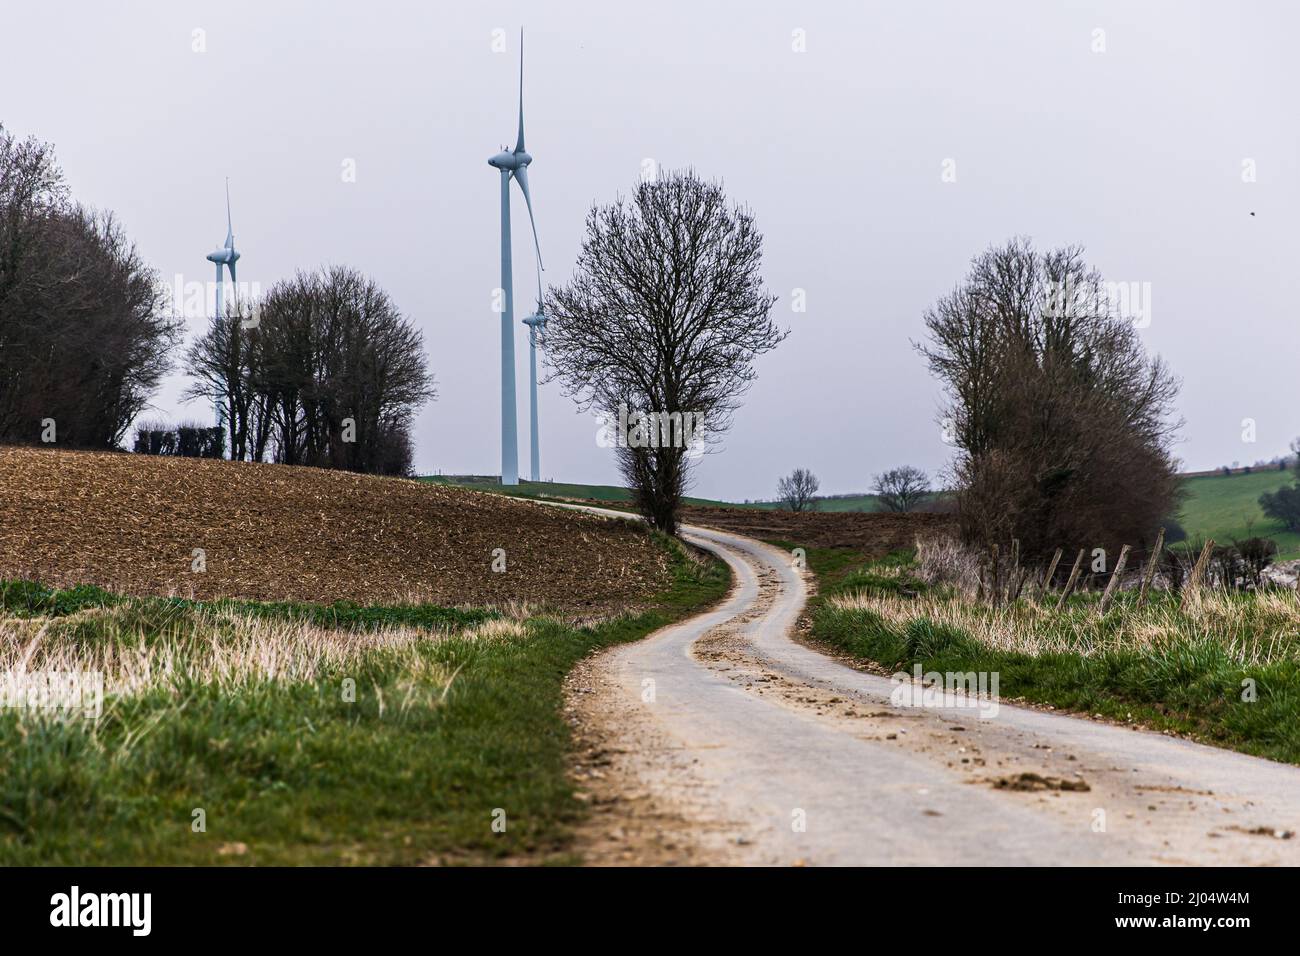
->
[[488, 29, 543, 486], [206, 179, 240, 320]]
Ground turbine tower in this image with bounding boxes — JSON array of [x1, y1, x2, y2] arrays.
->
[[205, 179, 240, 431], [522, 282, 547, 482], [488, 30, 543, 486]]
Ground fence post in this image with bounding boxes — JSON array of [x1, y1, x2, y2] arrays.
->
[[1006, 539, 1021, 602], [1181, 539, 1215, 610], [989, 543, 1001, 608], [1098, 544, 1131, 614], [1136, 527, 1165, 610], [1037, 548, 1063, 602], [1055, 548, 1086, 611]]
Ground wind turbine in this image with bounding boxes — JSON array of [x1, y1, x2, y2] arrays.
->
[[205, 179, 240, 433], [488, 30, 543, 486], [206, 179, 240, 322]]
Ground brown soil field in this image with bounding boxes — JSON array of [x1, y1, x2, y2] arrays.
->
[[678, 504, 957, 558], [0, 447, 670, 610]]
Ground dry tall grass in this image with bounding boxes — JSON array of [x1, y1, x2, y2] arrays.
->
[[0, 603, 527, 703], [914, 535, 983, 596], [830, 587, 1300, 667]]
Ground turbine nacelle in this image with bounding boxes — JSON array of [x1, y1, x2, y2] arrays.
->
[[207, 180, 240, 300], [488, 149, 531, 171]]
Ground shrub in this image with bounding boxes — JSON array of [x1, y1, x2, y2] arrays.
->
[[1260, 484, 1300, 533], [1235, 537, 1279, 589], [916, 238, 1181, 563]]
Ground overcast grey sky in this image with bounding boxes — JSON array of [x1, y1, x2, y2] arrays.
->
[[3, 0, 1295, 500]]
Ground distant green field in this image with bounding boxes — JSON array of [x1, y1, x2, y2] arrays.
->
[[424, 470, 1299, 559], [420, 476, 900, 512], [420, 475, 739, 508], [1178, 468, 1299, 559]]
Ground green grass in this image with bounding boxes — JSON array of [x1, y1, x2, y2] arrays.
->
[[428, 467, 1300, 543], [421, 475, 742, 508], [0, 536, 729, 865], [789, 543, 1300, 765], [419, 475, 948, 513], [0, 579, 496, 632], [1179, 469, 1300, 559]]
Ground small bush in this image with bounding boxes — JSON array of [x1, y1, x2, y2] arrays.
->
[[1260, 484, 1300, 533]]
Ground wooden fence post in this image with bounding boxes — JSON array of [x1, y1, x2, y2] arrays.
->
[[1007, 539, 1021, 602], [989, 543, 1001, 608], [1098, 544, 1131, 614], [1037, 548, 1063, 602], [1181, 539, 1215, 610], [1055, 548, 1086, 611], [1136, 527, 1165, 610]]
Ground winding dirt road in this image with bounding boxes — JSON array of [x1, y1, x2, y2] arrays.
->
[[566, 516, 1300, 866]]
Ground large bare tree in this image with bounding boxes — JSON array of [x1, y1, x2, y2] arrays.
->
[[916, 237, 1181, 561], [544, 170, 786, 532]]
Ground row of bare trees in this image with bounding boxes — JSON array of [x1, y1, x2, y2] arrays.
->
[[185, 267, 434, 475], [0, 124, 180, 448]]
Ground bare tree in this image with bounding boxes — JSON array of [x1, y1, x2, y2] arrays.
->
[[543, 170, 786, 532], [873, 465, 930, 512], [915, 237, 1181, 560], [777, 467, 820, 512]]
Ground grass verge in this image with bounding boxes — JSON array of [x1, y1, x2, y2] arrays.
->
[[0, 534, 729, 865], [785, 542, 1300, 766]]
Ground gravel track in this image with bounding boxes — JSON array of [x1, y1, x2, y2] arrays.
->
[[567, 515, 1300, 866]]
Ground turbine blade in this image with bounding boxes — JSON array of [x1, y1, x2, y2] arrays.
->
[[225, 179, 234, 249], [228, 259, 237, 290], [514, 30, 525, 153], [513, 166, 542, 271]]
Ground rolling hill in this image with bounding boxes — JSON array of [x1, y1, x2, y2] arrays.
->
[[1179, 467, 1299, 558]]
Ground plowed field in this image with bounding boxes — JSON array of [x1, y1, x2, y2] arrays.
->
[[0, 447, 670, 610]]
